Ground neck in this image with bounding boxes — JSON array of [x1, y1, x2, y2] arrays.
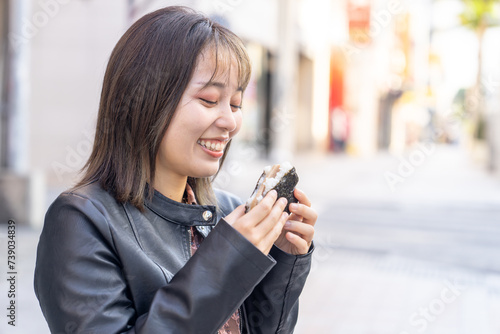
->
[[153, 172, 188, 203]]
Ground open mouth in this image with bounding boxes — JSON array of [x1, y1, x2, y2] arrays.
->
[[197, 139, 226, 153]]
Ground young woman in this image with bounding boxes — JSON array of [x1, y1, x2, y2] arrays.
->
[[34, 6, 316, 333]]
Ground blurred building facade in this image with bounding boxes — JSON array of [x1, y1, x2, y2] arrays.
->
[[0, 0, 499, 226]]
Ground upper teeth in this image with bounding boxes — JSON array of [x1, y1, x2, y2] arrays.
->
[[198, 140, 224, 152]]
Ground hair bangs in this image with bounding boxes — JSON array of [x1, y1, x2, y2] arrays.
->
[[203, 27, 251, 92]]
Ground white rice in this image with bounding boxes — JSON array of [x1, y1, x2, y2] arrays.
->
[[246, 162, 293, 208], [263, 162, 293, 194], [246, 174, 265, 207]]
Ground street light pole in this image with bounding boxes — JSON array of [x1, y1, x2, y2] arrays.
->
[[0, 0, 32, 226], [127, 0, 135, 24], [271, 0, 298, 161], [4, 0, 30, 173], [0, 0, 9, 168]]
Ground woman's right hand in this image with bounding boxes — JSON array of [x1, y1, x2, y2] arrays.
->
[[224, 190, 289, 255]]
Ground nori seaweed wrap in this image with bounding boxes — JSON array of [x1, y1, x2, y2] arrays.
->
[[245, 162, 299, 213]]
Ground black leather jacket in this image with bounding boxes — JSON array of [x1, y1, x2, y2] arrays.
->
[[34, 181, 313, 333]]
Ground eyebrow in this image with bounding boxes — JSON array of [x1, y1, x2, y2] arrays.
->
[[197, 81, 243, 92]]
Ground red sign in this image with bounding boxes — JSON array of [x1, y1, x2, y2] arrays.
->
[[348, 0, 371, 44]]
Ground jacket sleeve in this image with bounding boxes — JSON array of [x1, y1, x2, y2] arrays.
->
[[243, 244, 314, 333], [34, 193, 277, 334], [215, 188, 314, 333]]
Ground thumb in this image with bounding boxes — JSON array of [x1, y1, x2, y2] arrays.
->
[[224, 204, 246, 225]]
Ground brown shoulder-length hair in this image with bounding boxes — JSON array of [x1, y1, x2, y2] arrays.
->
[[76, 6, 251, 210]]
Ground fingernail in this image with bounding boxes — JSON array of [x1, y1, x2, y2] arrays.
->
[[269, 190, 278, 197], [289, 203, 298, 211], [285, 220, 292, 227], [279, 198, 288, 206]]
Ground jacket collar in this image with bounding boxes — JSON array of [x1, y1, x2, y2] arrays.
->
[[144, 187, 217, 227]]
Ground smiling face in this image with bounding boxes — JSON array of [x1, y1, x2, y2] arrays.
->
[[155, 49, 243, 185]]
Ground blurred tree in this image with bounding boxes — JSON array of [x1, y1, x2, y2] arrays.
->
[[459, 0, 499, 96], [460, 0, 500, 126], [458, 0, 500, 170]]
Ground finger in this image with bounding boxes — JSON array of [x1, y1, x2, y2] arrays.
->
[[287, 213, 303, 223], [284, 220, 315, 243], [288, 203, 318, 226], [294, 188, 311, 207], [285, 232, 310, 254], [287, 208, 304, 222], [261, 211, 289, 253], [231, 192, 284, 254], [245, 190, 278, 224], [224, 205, 246, 225], [256, 196, 288, 233]]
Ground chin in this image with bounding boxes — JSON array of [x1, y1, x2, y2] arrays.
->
[[191, 162, 220, 178]]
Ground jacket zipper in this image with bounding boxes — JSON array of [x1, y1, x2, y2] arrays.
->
[[188, 226, 193, 258], [238, 306, 243, 333]]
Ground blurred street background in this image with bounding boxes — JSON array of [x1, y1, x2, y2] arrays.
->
[[1, 0, 500, 333]]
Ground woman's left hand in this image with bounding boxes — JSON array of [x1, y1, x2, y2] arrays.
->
[[274, 188, 317, 255]]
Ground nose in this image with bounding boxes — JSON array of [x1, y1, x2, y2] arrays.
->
[[216, 103, 238, 133]]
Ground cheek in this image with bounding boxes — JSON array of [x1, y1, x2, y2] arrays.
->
[[157, 123, 189, 162], [167, 110, 204, 142]]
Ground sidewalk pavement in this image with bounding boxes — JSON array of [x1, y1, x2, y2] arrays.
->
[[220, 144, 500, 334], [1, 144, 499, 333]]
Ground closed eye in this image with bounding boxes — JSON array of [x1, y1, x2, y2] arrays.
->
[[200, 98, 217, 106], [201, 98, 241, 111]]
